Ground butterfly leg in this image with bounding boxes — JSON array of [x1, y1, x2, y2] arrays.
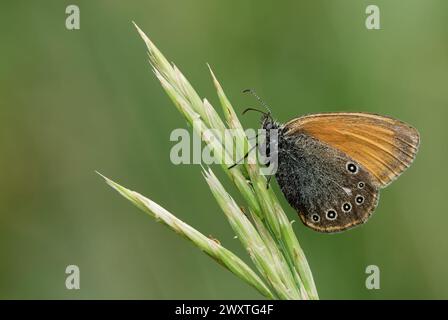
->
[[247, 133, 259, 141], [266, 175, 272, 189], [228, 144, 257, 169]]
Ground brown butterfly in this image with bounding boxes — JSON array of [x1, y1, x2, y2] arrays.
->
[[241, 91, 420, 233]]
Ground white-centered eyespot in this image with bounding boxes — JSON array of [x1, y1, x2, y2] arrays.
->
[[346, 162, 358, 174], [342, 202, 352, 213], [326, 209, 337, 221], [355, 195, 365, 205], [358, 181, 365, 189], [311, 214, 320, 223]]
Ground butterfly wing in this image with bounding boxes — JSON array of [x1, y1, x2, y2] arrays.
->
[[284, 112, 420, 188], [276, 133, 379, 233]]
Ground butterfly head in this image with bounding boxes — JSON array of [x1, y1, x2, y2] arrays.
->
[[261, 112, 280, 131], [242, 107, 279, 130]]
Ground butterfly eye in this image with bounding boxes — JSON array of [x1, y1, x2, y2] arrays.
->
[[358, 182, 365, 189], [311, 214, 320, 223], [346, 162, 358, 174], [342, 202, 352, 213], [355, 195, 364, 205], [326, 209, 337, 221]]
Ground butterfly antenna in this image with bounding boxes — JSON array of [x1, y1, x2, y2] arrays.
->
[[242, 89, 272, 114], [242, 107, 267, 116]]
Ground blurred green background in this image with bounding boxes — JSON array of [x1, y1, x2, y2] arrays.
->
[[0, 0, 447, 299]]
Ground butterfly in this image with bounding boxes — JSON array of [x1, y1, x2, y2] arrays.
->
[[238, 90, 420, 233]]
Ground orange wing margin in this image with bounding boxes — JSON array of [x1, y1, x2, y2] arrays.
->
[[284, 112, 420, 188]]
